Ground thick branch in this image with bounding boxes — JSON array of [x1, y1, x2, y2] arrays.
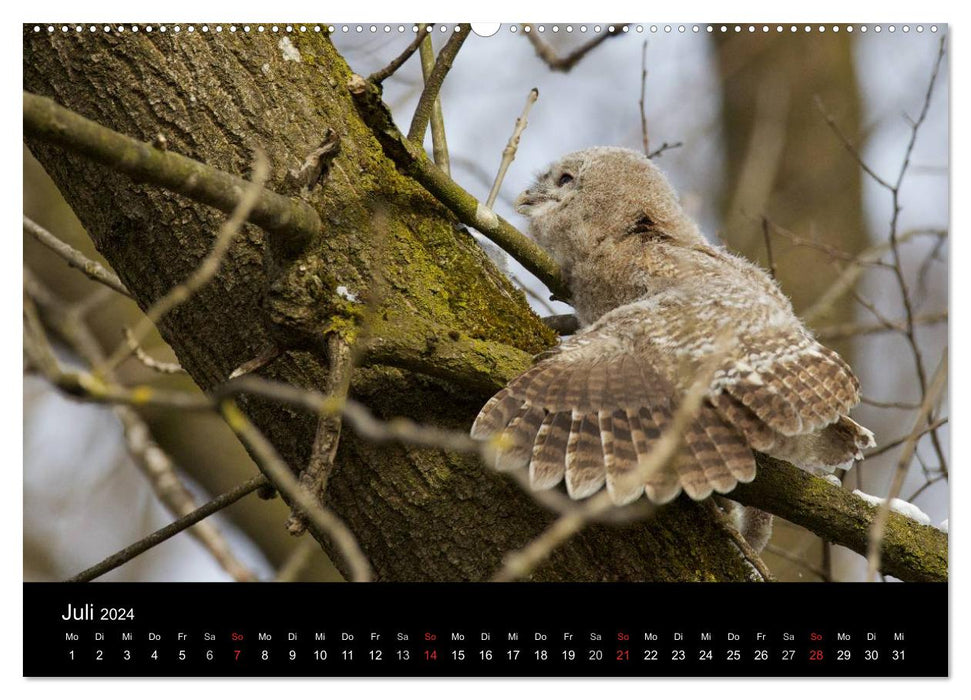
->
[[348, 75, 571, 300], [23, 91, 321, 255], [731, 455, 947, 582]]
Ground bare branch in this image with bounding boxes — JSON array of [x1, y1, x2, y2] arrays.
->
[[286, 335, 353, 536], [368, 26, 431, 84], [65, 475, 268, 583], [417, 25, 451, 175], [801, 228, 945, 324], [813, 311, 947, 342], [486, 88, 539, 209], [23, 91, 322, 255], [639, 41, 649, 155], [23, 216, 131, 298], [815, 95, 894, 191], [864, 417, 949, 460], [646, 141, 683, 160], [861, 395, 922, 411], [523, 25, 619, 72], [26, 269, 257, 581], [407, 25, 471, 143]]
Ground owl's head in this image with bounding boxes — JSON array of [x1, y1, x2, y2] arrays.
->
[[515, 147, 704, 265]]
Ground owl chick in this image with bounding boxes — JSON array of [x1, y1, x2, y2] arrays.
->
[[471, 147, 875, 506]]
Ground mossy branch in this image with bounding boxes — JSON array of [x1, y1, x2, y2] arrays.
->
[[732, 455, 947, 582], [364, 312, 533, 394], [407, 24, 470, 143], [347, 74, 572, 301], [23, 91, 321, 255]]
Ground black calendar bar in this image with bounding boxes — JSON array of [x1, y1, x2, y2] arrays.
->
[[24, 582, 947, 677]]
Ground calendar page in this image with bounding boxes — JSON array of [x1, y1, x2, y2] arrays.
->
[[22, 18, 949, 678]]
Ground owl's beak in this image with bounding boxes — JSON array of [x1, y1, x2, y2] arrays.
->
[[515, 189, 550, 215]]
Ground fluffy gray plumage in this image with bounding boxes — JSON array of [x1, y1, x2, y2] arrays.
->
[[472, 147, 875, 509]]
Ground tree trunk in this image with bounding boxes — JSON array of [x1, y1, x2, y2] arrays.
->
[[24, 28, 754, 581]]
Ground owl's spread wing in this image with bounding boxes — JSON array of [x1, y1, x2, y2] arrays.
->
[[472, 290, 872, 506]]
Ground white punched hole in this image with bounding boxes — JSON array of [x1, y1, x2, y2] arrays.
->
[[471, 23, 501, 37]]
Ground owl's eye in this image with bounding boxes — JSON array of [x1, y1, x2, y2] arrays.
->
[[556, 173, 574, 187]]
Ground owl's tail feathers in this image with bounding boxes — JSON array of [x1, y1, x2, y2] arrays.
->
[[781, 415, 876, 472], [471, 392, 759, 506]]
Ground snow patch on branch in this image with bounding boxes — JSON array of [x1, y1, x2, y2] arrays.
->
[[852, 489, 932, 525]]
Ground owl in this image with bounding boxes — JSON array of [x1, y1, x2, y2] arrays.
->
[[471, 147, 875, 506]]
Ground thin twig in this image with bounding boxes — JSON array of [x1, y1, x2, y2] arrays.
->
[[861, 395, 922, 411], [23, 215, 131, 298], [23, 91, 321, 255], [882, 37, 948, 478], [813, 311, 947, 343], [523, 25, 619, 72], [26, 269, 257, 581], [417, 25, 451, 175], [815, 95, 895, 192], [368, 26, 432, 84], [801, 228, 945, 323], [864, 418, 948, 460], [704, 499, 776, 582], [866, 350, 947, 580], [220, 400, 374, 582], [123, 327, 186, 374], [646, 141, 683, 160], [286, 334, 353, 536], [486, 88, 539, 209], [65, 475, 268, 582], [407, 24, 470, 143], [639, 41, 649, 155], [761, 216, 777, 280], [765, 217, 891, 267], [907, 473, 947, 504], [97, 150, 270, 375]]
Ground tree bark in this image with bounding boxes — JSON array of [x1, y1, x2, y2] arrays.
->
[[24, 28, 755, 581]]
